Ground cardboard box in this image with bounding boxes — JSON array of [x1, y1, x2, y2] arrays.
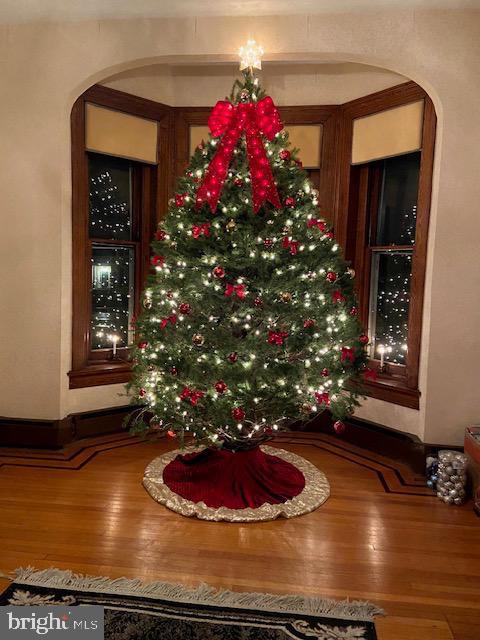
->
[[464, 426, 480, 515]]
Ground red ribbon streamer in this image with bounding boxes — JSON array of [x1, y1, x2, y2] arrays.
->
[[196, 97, 283, 214], [225, 283, 246, 299]]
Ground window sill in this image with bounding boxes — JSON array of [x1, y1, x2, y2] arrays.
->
[[357, 375, 420, 410], [68, 361, 132, 389]]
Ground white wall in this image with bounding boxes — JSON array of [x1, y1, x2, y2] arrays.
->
[[102, 62, 406, 106], [1, 9, 479, 444]]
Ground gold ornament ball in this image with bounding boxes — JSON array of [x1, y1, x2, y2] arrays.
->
[[226, 219, 236, 232], [347, 267, 356, 278], [143, 296, 152, 309], [192, 333, 205, 346], [281, 291, 292, 303], [301, 402, 313, 414]]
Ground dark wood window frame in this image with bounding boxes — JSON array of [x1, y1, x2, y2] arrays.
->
[[70, 82, 435, 405], [69, 85, 173, 389], [335, 82, 436, 409]]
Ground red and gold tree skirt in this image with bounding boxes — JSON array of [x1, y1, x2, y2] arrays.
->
[[143, 445, 330, 522]]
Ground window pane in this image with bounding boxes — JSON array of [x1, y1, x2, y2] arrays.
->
[[369, 251, 412, 365], [88, 153, 133, 240], [375, 152, 420, 246], [91, 245, 135, 350]]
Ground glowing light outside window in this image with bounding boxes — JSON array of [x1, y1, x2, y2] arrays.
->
[[88, 153, 136, 350], [368, 152, 420, 365]]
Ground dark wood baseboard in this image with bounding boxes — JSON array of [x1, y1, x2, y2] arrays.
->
[[0, 406, 135, 449], [0, 407, 462, 474]]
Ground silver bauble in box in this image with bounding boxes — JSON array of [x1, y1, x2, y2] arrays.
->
[[436, 449, 468, 506]]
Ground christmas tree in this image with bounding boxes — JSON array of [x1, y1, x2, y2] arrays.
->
[[129, 60, 367, 452]]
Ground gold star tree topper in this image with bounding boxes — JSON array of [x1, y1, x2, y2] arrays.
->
[[238, 40, 264, 71]]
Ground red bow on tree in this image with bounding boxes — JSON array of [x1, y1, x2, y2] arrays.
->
[[225, 283, 246, 299], [160, 314, 177, 329], [192, 222, 210, 239], [180, 386, 205, 406], [151, 255, 165, 267], [332, 290, 346, 304], [267, 330, 289, 345], [196, 97, 283, 214], [341, 347, 355, 363], [307, 218, 327, 232], [282, 237, 299, 255], [314, 391, 330, 406]]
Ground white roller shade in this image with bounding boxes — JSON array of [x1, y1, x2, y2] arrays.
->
[[190, 124, 323, 169], [352, 100, 424, 165], [189, 125, 210, 155], [86, 103, 158, 164], [286, 125, 322, 168]]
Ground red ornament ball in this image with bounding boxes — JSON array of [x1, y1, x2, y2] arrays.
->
[[233, 177, 243, 186], [295, 159, 303, 168], [321, 368, 329, 377], [333, 420, 346, 435], [264, 426, 273, 435], [155, 229, 166, 241], [170, 366, 178, 376], [232, 407, 245, 421], [359, 334, 369, 345], [303, 318, 315, 329], [214, 380, 227, 394], [139, 388, 146, 398], [179, 303, 192, 315], [167, 430, 177, 439], [138, 341, 148, 350], [175, 193, 186, 207], [263, 238, 273, 248], [228, 352, 238, 363], [166, 290, 174, 299], [213, 266, 225, 279], [350, 306, 358, 316], [326, 271, 337, 283], [279, 149, 291, 161], [254, 297, 263, 307], [285, 196, 296, 208]]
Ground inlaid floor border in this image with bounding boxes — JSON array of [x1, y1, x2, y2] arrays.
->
[[0, 431, 432, 497]]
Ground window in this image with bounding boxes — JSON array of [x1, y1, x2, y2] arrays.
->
[[338, 84, 436, 408], [70, 85, 173, 388], [88, 154, 137, 355], [366, 152, 420, 365]]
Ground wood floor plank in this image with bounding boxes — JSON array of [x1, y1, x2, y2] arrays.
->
[[0, 434, 478, 639]]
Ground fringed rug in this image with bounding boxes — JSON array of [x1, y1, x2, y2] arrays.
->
[[1, 568, 381, 639]]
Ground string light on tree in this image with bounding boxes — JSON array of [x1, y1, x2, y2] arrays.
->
[[128, 42, 367, 449]]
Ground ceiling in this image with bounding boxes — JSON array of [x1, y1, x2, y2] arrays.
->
[[0, 0, 476, 24]]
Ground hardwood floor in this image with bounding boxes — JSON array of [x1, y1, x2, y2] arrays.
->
[[0, 432, 478, 639]]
